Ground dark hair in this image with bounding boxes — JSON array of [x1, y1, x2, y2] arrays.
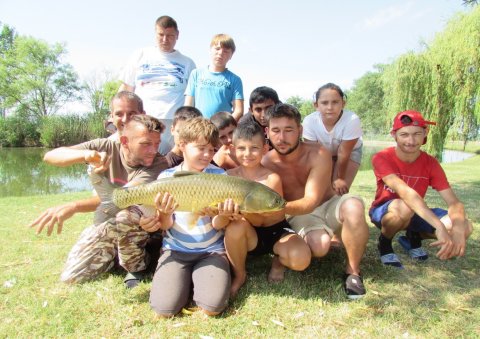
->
[[249, 86, 280, 108], [210, 111, 237, 131], [173, 106, 202, 125], [400, 115, 413, 125], [128, 115, 165, 133], [155, 16, 178, 31], [232, 121, 265, 144], [314, 83, 346, 102], [110, 91, 144, 113], [265, 103, 302, 126]]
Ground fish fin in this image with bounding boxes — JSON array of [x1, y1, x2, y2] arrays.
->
[[173, 171, 201, 178], [88, 166, 121, 223], [187, 213, 200, 229]]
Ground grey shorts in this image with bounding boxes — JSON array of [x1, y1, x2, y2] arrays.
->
[[333, 141, 363, 164], [150, 250, 230, 316], [287, 194, 364, 238]]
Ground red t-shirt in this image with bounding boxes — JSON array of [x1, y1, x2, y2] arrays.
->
[[371, 147, 450, 209]]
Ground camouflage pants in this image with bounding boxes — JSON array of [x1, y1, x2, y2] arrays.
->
[[60, 207, 150, 284]]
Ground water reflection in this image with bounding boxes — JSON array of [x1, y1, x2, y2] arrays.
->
[[0, 146, 475, 197], [0, 148, 90, 197]]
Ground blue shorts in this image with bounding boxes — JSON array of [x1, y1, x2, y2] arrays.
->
[[369, 200, 447, 234]]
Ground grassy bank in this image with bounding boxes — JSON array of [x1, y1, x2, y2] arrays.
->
[[0, 157, 479, 337]]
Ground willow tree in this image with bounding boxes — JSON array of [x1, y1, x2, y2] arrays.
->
[[383, 6, 480, 159]]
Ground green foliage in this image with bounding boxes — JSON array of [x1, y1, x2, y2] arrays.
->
[[346, 64, 388, 136], [381, 7, 480, 158], [82, 71, 122, 116], [0, 115, 40, 147], [0, 32, 81, 119], [39, 114, 107, 148], [285, 95, 315, 119]]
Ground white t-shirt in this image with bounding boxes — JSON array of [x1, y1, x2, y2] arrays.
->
[[302, 110, 363, 156], [121, 47, 196, 120]]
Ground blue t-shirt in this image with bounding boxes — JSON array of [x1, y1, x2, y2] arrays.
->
[[185, 67, 243, 118], [159, 164, 226, 253]]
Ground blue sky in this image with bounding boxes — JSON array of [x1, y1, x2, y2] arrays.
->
[[0, 0, 468, 104]]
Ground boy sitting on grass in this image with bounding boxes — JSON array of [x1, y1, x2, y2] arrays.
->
[[222, 122, 311, 297], [140, 117, 241, 317], [211, 111, 240, 169]]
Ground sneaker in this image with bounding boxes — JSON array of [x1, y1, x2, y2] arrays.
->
[[379, 253, 404, 269], [344, 273, 366, 300], [124, 271, 145, 289], [398, 236, 428, 261]]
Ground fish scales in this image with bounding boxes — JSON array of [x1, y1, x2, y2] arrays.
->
[[113, 172, 257, 212]]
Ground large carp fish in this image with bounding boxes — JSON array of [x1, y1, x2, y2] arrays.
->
[[90, 170, 286, 218]]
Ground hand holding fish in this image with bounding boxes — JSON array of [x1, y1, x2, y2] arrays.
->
[[85, 151, 112, 174], [139, 215, 161, 233], [153, 192, 178, 230], [212, 198, 241, 230]]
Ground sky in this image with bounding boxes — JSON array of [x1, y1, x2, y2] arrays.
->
[[0, 0, 469, 108]]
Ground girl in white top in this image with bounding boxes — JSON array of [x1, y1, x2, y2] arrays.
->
[[303, 83, 363, 196]]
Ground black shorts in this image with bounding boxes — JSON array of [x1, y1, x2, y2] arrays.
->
[[249, 219, 296, 256]]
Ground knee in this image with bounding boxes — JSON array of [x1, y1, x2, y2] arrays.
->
[[224, 221, 248, 241], [306, 231, 331, 258], [116, 208, 140, 226], [287, 246, 311, 271]]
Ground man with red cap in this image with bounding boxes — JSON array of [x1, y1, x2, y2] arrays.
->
[[369, 110, 473, 269]]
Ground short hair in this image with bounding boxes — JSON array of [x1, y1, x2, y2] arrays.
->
[[314, 83, 346, 102], [265, 103, 302, 127], [210, 34, 236, 53], [249, 86, 280, 108], [155, 16, 178, 32], [110, 91, 144, 113], [233, 121, 266, 145], [210, 111, 237, 131], [127, 114, 165, 134], [179, 117, 220, 148], [173, 106, 202, 126]]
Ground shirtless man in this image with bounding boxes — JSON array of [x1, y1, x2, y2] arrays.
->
[[262, 103, 369, 299]]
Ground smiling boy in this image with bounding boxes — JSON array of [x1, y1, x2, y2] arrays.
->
[[224, 122, 311, 297], [370, 110, 473, 269]]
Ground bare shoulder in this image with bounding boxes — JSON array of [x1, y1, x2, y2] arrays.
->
[[303, 142, 331, 162]]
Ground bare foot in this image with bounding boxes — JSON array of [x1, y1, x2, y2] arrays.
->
[[230, 271, 247, 298], [268, 256, 286, 283]]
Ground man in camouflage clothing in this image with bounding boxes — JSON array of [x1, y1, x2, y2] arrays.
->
[[30, 110, 168, 288]]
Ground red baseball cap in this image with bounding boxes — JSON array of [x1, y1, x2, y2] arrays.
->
[[391, 110, 436, 132]]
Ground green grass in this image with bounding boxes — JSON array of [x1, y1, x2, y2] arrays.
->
[[1, 157, 479, 337]]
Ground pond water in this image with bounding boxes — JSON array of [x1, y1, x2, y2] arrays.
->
[[0, 148, 90, 197], [0, 146, 475, 197]]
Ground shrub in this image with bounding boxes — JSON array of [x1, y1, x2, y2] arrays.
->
[[0, 115, 40, 147]]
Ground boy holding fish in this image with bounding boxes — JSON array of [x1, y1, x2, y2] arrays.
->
[[223, 122, 311, 297], [141, 117, 240, 317]]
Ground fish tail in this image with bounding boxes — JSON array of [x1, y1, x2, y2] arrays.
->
[[88, 166, 121, 220]]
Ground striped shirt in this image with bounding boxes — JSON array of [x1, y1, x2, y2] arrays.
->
[[159, 163, 226, 253]]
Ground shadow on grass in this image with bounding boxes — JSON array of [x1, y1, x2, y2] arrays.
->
[[226, 223, 480, 315]]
